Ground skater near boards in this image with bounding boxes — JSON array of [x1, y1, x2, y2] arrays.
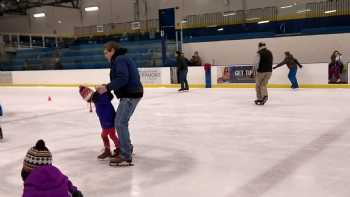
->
[[273, 51, 303, 89], [253, 42, 273, 105]]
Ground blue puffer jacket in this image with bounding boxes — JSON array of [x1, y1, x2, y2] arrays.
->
[[92, 92, 115, 129], [106, 48, 144, 98]]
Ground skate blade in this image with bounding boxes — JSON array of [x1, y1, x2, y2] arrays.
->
[[97, 157, 112, 161], [98, 158, 109, 161], [254, 101, 262, 105], [109, 162, 134, 167]]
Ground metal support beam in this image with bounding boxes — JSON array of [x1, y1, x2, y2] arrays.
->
[[0, 0, 81, 15], [17, 34, 20, 48], [29, 35, 32, 48]]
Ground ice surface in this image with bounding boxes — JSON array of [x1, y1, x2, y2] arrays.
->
[[1, 87, 350, 197]]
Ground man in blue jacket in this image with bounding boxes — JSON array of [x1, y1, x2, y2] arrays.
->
[[96, 41, 143, 166]]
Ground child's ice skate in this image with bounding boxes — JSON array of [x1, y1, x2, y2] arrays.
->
[[97, 148, 112, 160], [111, 148, 120, 157]]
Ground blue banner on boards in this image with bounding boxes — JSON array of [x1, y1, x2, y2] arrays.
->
[[217, 65, 255, 83]]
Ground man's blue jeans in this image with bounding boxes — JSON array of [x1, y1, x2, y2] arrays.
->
[[115, 98, 141, 160]]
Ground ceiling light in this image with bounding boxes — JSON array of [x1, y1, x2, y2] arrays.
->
[[280, 3, 296, 9], [258, 20, 270, 24], [280, 5, 293, 9], [33, 13, 46, 18], [84, 6, 99, 12], [324, 10, 336, 14], [246, 17, 260, 21], [296, 9, 311, 14], [181, 19, 188, 24], [223, 11, 236, 17]]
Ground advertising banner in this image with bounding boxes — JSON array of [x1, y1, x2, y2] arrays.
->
[[217, 65, 255, 83]]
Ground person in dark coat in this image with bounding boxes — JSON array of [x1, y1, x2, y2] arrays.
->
[[176, 51, 189, 92], [96, 41, 143, 166], [273, 51, 303, 89], [190, 51, 202, 66], [254, 42, 273, 105], [328, 50, 344, 83]]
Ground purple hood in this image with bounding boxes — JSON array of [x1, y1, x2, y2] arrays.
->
[[23, 165, 78, 197]]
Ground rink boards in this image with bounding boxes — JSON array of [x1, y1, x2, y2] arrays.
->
[[0, 63, 349, 88]]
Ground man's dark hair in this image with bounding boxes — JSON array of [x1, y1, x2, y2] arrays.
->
[[104, 41, 120, 52]]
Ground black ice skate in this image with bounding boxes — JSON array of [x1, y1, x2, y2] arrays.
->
[[178, 88, 185, 92], [0, 127, 3, 140], [97, 148, 112, 160], [109, 156, 133, 167], [255, 96, 268, 105], [254, 100, 261, 105], [261, 96, 268, 105]]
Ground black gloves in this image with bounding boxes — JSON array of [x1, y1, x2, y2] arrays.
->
[[72, 190, 84, 197]]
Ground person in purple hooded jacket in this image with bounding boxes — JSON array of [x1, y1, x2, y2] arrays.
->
[[21, 139, 83, 197], [79, 85, 121, 160]]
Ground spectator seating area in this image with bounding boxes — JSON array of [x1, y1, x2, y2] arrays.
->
[[1, 40, 177, 71]]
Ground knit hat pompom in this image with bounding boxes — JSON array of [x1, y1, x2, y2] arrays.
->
[[35, 139, 48, 151]]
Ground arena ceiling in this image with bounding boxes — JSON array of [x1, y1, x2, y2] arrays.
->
[[0, 0, 80, 15]]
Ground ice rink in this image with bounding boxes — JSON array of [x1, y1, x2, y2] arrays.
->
[[1, 87, 350, 197]]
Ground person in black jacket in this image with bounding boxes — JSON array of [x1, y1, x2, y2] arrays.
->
[[190, 51, 202, 66], [273, 51, 303, 89], [253, 42, 273, 105], [176, 51, 189, 92], [328, 50, 344, 83], [96, 41, 143, 166]]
